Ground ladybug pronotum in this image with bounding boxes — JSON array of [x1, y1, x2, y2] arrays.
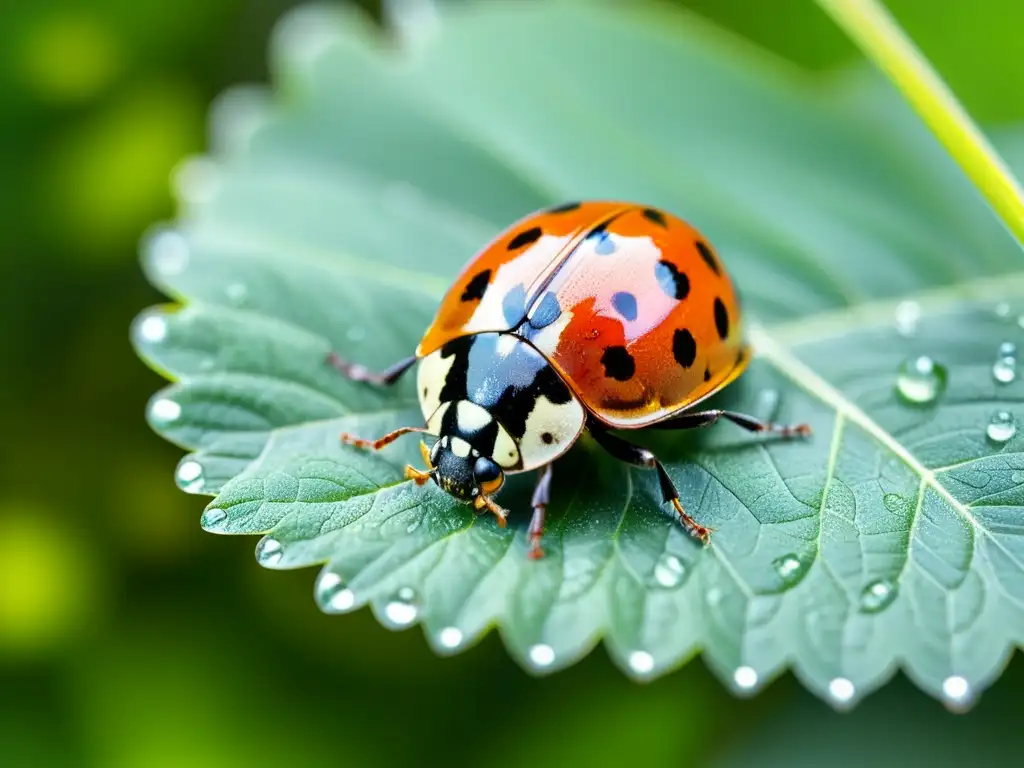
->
[[329, 201, 811, 559]]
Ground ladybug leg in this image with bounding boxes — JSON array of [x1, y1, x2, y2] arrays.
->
[[588, 424, 711, 546], [650, 409, 812, 439], [326, 352, 416, 387], [527, 464, 554, 560]]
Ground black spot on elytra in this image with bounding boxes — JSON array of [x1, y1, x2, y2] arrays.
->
[[548, 202, 581, 213], [642, 208, 667, 227], [460, 269, 491, 302], [423, 386, 429, 398], [673, 329, 697, 369], [541, 432, 554, 444], [655, 260, 689, 301], [508, 226, 543, 250], [696, 240, 721, 276], [703, 367, 711, 382], [601, 346, 635, 381], [611, 291, 638, 321], [529, 291, 561, 329], [714, 298, 729, 340]]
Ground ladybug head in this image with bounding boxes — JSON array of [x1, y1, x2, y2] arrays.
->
[[428, 435, 506, 505]]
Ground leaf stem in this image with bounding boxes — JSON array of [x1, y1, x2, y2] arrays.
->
[[816, 0, 1024, 249]]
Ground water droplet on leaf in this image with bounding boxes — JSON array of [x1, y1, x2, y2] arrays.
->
[[201, 507, 226, 530], [986, 411, 1016, 444], [773, 554, 806, 587], [528, 643, 556, 669], [315, 571, 356, 613], [995, 302, 1011, 319], [992, 351, 1017, 384], [828, 677, 855, 706], [652, 553, 686, 588], [941, 675, 972, 710], [627, 651, 655, 676], [176, 460, 204, 493], [149, 398, 181, 423], [382, 587, 419, 628], [437, 626, 463, 650], [859, 579, 898, 613], [882, 493, 907, 514], [136, 314, 167, 344], [255, 536, 283, 567], [895, 356, 946, 404], [732, 666, 758, 691]]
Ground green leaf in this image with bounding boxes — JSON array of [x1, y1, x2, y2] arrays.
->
[[132, 0, 1024, 710]]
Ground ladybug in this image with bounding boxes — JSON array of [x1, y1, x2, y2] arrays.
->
[[328, 201, 811, 559]]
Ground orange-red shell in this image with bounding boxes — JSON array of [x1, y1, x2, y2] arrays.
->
[[416, 201, 749, 428]]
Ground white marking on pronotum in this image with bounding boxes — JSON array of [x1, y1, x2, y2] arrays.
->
[[449, 437, 472, 458], [456, 400, 493, 432]]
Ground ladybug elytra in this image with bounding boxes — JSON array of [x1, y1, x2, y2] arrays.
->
[[329, 201, 811, 559]]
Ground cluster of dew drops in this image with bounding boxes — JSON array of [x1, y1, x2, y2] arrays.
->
[[894, 300, 1018, 446]]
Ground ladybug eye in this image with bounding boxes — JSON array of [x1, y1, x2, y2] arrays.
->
[[473, 457, 504, 495], [473, 457, 501, 482]]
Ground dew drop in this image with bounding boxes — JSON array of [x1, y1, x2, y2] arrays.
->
[[627, 650, 655, 676], [706, 587, 723, 607], [652, 553, 687, 588], [732, 666, 758, 691], [225, 282, 248, 305], [438, 626, 463, 650], [147, 230, 189, 276], [528, 643, 556, 669], [942, 675, 973, 709], [895, 356, 946, 404], [382, 587, 419, 628], [773, 554, 806, 587], [150, 398, 181, 423], [995, 301, 1011, 319], [992, 350, 1017, 384], [894, 300, 920, 337], [986, 410, 1016, 443], [1012, 471, 1024, 484], [137, 314, 167, 344], [828, 677, 856, 705], [882, 493, 907, 514], [255, 536, 283, 567], [200, 507, 226, 530], [405, 518, 422, 534], [999, 341, 1017, 357], [315, 571, 356, 613], [859, 579, 898, 613], [176, 460, 204, 493]]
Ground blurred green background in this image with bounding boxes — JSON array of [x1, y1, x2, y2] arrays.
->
[[3, 1, 1024, 766]]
